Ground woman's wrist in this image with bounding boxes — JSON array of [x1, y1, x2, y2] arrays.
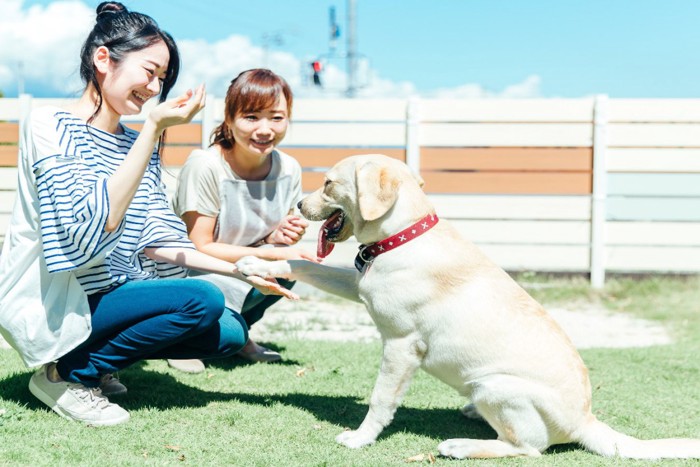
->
[[141, 117, 165, 141]]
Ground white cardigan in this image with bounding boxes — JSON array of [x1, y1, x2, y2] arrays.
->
[[0, 108, 92, 367]]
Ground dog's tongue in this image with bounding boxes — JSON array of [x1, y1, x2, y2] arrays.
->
[[317, 212, 340, 259]]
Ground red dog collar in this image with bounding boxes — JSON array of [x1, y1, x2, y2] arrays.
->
[[354, 213, 439, 272]]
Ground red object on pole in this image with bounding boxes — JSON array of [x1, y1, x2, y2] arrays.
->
[[311, 61, 322, 86]]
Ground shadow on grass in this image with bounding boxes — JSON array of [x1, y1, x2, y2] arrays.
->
[[204, 342, 304, 370], [1, 361, 585, 454], [1, 362, 499, 444]]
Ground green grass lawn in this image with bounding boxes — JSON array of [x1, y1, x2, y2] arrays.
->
[[1, 274, 699, 466]]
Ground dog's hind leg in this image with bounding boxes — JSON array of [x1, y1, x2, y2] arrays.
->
[[438, 438, 542, 459], [438, 404, 545, 458], [336, 336, 423, 448], [440, 384, 553, 459]]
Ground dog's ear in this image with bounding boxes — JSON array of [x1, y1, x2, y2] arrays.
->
[[356, 160, 401, 221]]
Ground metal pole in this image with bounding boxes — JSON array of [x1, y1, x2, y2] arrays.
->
[[346, 0, 357, 97]]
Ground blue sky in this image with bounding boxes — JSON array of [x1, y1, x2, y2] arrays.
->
[[2, 0, 700, 99]]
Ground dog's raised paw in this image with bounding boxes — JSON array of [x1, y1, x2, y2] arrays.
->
[[235, 256, 291, 278], [336, 429, 376, 449], [235, 256, 265, 276]]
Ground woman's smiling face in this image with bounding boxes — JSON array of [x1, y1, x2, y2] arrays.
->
[[231, 94, 289, 159], [99, 40, 169, 117]]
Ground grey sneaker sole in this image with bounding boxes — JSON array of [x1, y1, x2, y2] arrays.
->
[[29, 377, 130, 426]]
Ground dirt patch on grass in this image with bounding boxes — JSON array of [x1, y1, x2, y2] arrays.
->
[[250, 285, 672, 349], [0, 287, 671, 352]]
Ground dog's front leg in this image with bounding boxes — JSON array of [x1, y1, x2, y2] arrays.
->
[[336, 336, 423, 448], [236, 257, 361, 303]]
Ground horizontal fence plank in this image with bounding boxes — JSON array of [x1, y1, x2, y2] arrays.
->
[[450, 220, 590, 244], [0, 214, 9, 237], [607, 221, 700, 246], [609, 123, 700, 147], [427, 194, 591, 220], [293, 99, 407, 121], [297, 230, 590, 271], [0, 192, 15, 211], [161, 146, 202, 166], [284, 122, 406, 147], [0, 167, 18, 189], [301, 172, 327, 192], [606, 246, 700, 272], [607, 148, 700, 173], [0, 123, 19, 142], [481, 244, 590, 271], [420, 172, 592, 195], [283, 147, 405, 168], [607, 197, 700, 221], [419, 99, 595, 123], [0, 99, 21, 120], [420, 123, 592, 147], [125, 123, 202, 144], [608, 173, 700, 196], [609, 99, 700, 123], [0, 146, 18, 166], [420, 147, 592, 171]]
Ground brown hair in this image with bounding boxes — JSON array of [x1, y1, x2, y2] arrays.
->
[[211, 69, 293, 150]]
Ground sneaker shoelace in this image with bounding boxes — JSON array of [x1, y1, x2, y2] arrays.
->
[[68, 383, 112, 409]]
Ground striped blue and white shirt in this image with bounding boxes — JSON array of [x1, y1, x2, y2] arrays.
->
[[33, 108, 194, 294]]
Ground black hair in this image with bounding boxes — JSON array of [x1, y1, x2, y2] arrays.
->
[[80, 2, 180, 124]]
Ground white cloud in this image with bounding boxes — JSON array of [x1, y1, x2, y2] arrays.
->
[[0, 0, 542, 101], [428, 75, 542, 99], [0, 0, 91, 96], [175, 35, 303, 99]]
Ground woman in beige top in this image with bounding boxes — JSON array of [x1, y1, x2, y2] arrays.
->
[[169, 69, 317, 373]]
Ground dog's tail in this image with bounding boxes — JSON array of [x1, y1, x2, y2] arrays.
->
[[576, 416, 700, 459]]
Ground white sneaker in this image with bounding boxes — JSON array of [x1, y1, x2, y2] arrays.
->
[[28, 364, 130, 426], [99, 373, 127, 397]]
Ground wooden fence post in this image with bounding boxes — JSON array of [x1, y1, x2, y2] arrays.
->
[[405, 97, 421, 175], [18, 94, 32, 139], [201, 93, 216, 149], [590, 94, 608, 288]]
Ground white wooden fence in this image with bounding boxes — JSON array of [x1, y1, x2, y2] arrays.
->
[[2, 96, 700, 287]]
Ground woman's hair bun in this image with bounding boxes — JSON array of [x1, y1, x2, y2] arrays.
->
[[96, 2, 127, 19]]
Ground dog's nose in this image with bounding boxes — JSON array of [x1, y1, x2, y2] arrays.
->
[[297, 200, 302, 209]]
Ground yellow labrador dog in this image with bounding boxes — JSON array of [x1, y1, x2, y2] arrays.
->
[[236, 154, 700, 459]]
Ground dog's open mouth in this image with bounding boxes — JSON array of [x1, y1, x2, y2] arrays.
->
[[317, 210, 345, 258]]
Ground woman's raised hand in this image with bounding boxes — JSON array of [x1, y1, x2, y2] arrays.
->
[[266, 215, 309, 245], [148, 84, 206, 132]]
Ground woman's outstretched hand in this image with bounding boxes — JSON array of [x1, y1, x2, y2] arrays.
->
[[246, 275, 299, 299], [148, 84, 206, 132]]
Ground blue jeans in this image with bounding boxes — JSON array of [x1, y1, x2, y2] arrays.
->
[[56, 279, 248, 387]]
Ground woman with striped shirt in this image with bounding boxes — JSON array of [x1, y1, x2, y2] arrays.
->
[[0, 2, 295, 426]]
